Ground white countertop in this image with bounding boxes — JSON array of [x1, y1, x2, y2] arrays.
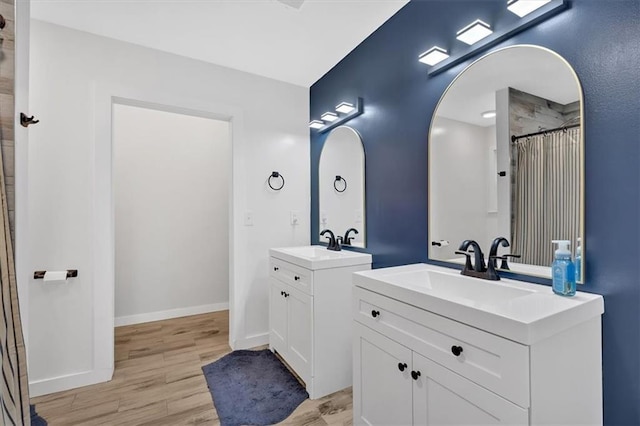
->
[[354, 263, 603, 345], [270, 245, 372, 270]]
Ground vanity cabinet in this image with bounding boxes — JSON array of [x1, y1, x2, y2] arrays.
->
[[353, 265, 604, 426], [269, 248, 371, 399]]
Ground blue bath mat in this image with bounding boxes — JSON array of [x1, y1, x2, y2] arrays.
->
[[202, 349, 308, 426]]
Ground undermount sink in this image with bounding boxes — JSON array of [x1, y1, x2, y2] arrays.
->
[[270, 245, 372, 270], [354, 263, 603, 345]]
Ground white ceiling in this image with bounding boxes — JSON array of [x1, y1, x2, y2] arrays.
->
[[436, 46, 581, 127], [31, 0, 409, 87]]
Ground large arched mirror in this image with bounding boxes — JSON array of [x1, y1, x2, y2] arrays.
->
[[429, 45, 584, 282], [319, 126, 366, 248]]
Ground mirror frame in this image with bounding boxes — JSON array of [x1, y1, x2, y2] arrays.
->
[[318, 125, 367, 248], [427, 44, 585, 283]]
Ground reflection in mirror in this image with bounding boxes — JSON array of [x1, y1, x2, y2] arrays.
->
[[428, 45, 584, 282], [319, 126, 366, 248]]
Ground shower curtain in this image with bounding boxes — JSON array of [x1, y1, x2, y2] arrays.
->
[[511, 127, 581, 266], [0, 140, 30, 424]]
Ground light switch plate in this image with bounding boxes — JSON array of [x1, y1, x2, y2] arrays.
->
[[290, 210, 300, 226], [244, 211, 254, 226]]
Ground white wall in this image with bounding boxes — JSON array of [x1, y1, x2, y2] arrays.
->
[[113, 104, 230, 325], [27, 20, 309, 396], [429, 117, 490, 260]]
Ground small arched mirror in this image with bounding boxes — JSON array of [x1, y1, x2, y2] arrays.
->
[[319, 126, 366, 248], [429, 45, 584, 282]]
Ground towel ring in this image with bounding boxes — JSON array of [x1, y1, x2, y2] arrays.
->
[[268, 171, 285, 191], [334, 175, 347, 193]]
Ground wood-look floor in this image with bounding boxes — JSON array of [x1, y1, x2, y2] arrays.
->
[[31, 311, 353, 425]]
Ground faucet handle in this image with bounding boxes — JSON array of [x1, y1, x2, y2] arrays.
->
[[455, 250, 473, 272], [500, 254, 521, 270]]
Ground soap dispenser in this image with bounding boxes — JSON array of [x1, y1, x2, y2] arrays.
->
[[551, 240, 576, 297]]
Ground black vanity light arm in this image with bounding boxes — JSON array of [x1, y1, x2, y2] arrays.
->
[[268, 171, 285, 191], [334, 175, 347, 193]]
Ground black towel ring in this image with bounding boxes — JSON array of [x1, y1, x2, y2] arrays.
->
[[268, 171, 285, 191], [334, 175, 347, 193]]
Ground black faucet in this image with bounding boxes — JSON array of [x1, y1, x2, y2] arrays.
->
[[320, 229, 341, 251], [489, 237, 510, 268], [455, 239, 500, 281], [343, 228, 359, 245], [457, 240, 486, 272], [488, 237, 521, 270]]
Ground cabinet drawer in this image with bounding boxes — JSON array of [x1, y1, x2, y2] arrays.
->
[[354, 287, 530, 408], [270, 258, 313, 295]]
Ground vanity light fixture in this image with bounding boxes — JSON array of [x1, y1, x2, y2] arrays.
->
[[507, 0, 552, 17], [321, 112, 339, 122], [309, 120, 324, 129], [310, 98, 364, 133], [481, 110, 497, 118], [418, 46, 450, 66], [456, 20, 493, 45], [335, 102, 355, 114]]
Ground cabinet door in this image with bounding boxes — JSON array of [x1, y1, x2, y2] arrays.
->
[[412, 352, 528, 425], [269, 279, 288, 354], [353, 323, 413, 426], [286, 287, 313, 381]]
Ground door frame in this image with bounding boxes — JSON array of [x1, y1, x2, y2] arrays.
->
[[93, 83, 245, 378]]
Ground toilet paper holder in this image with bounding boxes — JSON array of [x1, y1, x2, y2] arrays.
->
[[33, 269, 78, 279]]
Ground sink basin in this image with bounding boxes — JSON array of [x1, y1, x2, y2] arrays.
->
[[394, 269, 535, 309], [270, 245, 372, 270], [354, 263, 603, 345]]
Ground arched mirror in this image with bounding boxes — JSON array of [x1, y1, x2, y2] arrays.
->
[[319, 126, 366, 248], [429, 45, 584, 282]]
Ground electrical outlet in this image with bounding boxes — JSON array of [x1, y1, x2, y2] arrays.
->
[[355, 209, 363, 223], [290, 210, 300, 226], [244, 211, 254, 226], [321, 211, 328, 225]]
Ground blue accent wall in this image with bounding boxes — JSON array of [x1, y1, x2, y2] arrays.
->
[[310, 1, 640, 424]]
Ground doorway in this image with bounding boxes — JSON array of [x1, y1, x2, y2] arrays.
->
[[112, 104, 231, 326]]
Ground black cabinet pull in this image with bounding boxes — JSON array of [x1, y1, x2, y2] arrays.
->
[[284, 292, 289, 298], [411, 370, 421, 380], [451, 345, 463, 356], [371, 310, 380, 318], [274, 266, 279, 271], [280, 291, 285, 296], [398, 362, 407, 372], [294, 276, 300, 281]]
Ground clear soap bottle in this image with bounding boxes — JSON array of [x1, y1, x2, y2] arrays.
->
[[551, 240, 576, 297]]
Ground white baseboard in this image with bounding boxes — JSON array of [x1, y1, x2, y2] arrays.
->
[[232, 332, 269, 350], [114, 302, 229, 327], [29, 368, 113, 397]]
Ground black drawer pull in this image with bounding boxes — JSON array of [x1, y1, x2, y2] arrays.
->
[[280, 291, 285, 296], [284, 292, 289, 298], [273, 266, 279, 271], [411, 370, 421, 380], [398, 362, 407, 372], [294, 276, 300, 281], [371, 310, 380, 318], [451, 345, 463, 356]]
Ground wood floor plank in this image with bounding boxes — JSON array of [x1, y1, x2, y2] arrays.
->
[[31, 311, 354, 425]]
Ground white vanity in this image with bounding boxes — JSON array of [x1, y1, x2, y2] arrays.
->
[[353, 263, 604, 425], [269, 245, 372, 399]]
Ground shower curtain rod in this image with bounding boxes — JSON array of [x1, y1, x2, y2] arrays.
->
[[511, 123, 580, 142]]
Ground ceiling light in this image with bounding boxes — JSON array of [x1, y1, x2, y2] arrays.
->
[[456, 20, 493, 45], [507, 0, 552, 17], [481, 110, 497, 118], [335, 102, 355, 114], [309, 120, 324, 129], [418, 47, 450, 66], [321, 112, 339, 122]]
